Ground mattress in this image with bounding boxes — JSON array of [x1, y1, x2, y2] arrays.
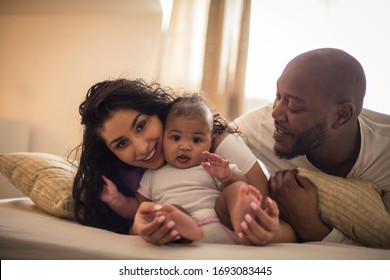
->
[[1, 197, 389, 260]]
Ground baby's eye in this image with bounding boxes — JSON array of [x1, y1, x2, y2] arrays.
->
[[172, 135, 180, 141], [193, 137, 201, 143]]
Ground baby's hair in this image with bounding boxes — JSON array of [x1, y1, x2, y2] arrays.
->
[[167, 92, 240, 135], [168, 92, 211, 121]]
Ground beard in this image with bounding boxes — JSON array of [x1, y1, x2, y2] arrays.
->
[[274, 120, 327, 160]]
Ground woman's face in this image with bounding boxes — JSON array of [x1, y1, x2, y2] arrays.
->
[[99, 109, 165, 169]]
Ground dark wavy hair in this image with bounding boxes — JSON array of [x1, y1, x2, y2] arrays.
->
[[72, 78, 175, 233]]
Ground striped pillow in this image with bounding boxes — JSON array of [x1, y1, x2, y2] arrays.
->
[[0, 152, 76, 219], [297, 168, 390, 248]]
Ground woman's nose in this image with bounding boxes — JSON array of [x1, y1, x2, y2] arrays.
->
[[133, 138, 148, 155]]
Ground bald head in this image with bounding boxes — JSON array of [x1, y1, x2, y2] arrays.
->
[[281, 48, 366, 114]]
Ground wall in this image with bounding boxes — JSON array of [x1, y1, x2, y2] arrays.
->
[[0, 0, 163, 157]]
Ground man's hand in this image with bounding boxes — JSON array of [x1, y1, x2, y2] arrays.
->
[[268, 169, 331, 241]]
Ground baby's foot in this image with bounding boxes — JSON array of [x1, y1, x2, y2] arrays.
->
[[230, 184, 261, 235], [161, 204, 204, 241]]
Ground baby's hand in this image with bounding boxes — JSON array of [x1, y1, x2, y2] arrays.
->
[[201, 151, 230, 180], [100, 176, 120, 205]]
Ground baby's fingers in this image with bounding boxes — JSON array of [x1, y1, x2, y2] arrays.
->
[[102, 176, 116, 188], [202, 151, 228, 164]]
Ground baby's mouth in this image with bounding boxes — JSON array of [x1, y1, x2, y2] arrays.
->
[[177, 154, 190, 163]]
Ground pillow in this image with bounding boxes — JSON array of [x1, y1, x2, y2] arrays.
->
[[297, 168, 390, 248], [0, 152, 76, 219]]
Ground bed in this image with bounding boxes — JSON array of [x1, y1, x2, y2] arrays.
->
[[0, 152, 389, 260]]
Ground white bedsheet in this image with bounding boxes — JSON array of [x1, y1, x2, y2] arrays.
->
[[0, 197, 389, 260]]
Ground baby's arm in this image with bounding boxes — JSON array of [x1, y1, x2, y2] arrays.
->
[[100, 176, 140, 220], [201, 151, 248, 187]]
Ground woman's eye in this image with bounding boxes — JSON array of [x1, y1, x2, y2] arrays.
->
[[136, 121, 146, 132], [116, 139, 128, 149]]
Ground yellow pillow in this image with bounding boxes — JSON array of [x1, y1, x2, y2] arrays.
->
[[297, 168, 390, 248], [0, 152, 76, 219]]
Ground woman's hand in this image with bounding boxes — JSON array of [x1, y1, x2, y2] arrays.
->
[[131, 202, 179, 245], [238, 197, 280, 245]]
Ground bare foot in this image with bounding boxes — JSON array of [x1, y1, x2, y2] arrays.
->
[[230, 184, 261, 235], [161, 204, 204, 241]]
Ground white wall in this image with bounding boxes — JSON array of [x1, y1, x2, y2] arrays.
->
[[0, 119, 28, 198], [0, 0, 163, 157], [245, 0, 390, 115]]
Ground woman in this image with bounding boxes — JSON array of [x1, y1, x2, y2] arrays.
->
[[73, 78, 270, 244]]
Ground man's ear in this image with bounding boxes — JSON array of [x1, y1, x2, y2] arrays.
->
[[332, 101, 355, 129]]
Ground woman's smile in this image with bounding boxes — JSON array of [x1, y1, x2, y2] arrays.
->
[[142, 143, 157, 162]]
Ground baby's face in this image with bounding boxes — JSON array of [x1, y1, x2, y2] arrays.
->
[[163, 115, 213, 169]]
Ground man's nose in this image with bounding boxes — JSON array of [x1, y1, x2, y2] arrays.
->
[[272, 99, 287, 122]]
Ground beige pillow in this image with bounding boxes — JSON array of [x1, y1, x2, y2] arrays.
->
[[0, 152, 76, 219], [297, 168, 390, 248]]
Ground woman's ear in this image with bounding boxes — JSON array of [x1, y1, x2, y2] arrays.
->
[[333, 101, 355, 129]]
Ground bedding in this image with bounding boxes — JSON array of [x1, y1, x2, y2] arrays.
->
[[0, 197, 389, 260], [1, 152, 390, 259]]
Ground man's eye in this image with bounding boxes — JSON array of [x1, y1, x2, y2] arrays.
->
[[288, 107, 303, 113]]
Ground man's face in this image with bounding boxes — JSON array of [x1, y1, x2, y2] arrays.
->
[[273, 119, 327, 159], [272, 63, 331, 159]]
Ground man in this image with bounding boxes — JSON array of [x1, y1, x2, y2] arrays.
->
[[234, 48, 390, 244]]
